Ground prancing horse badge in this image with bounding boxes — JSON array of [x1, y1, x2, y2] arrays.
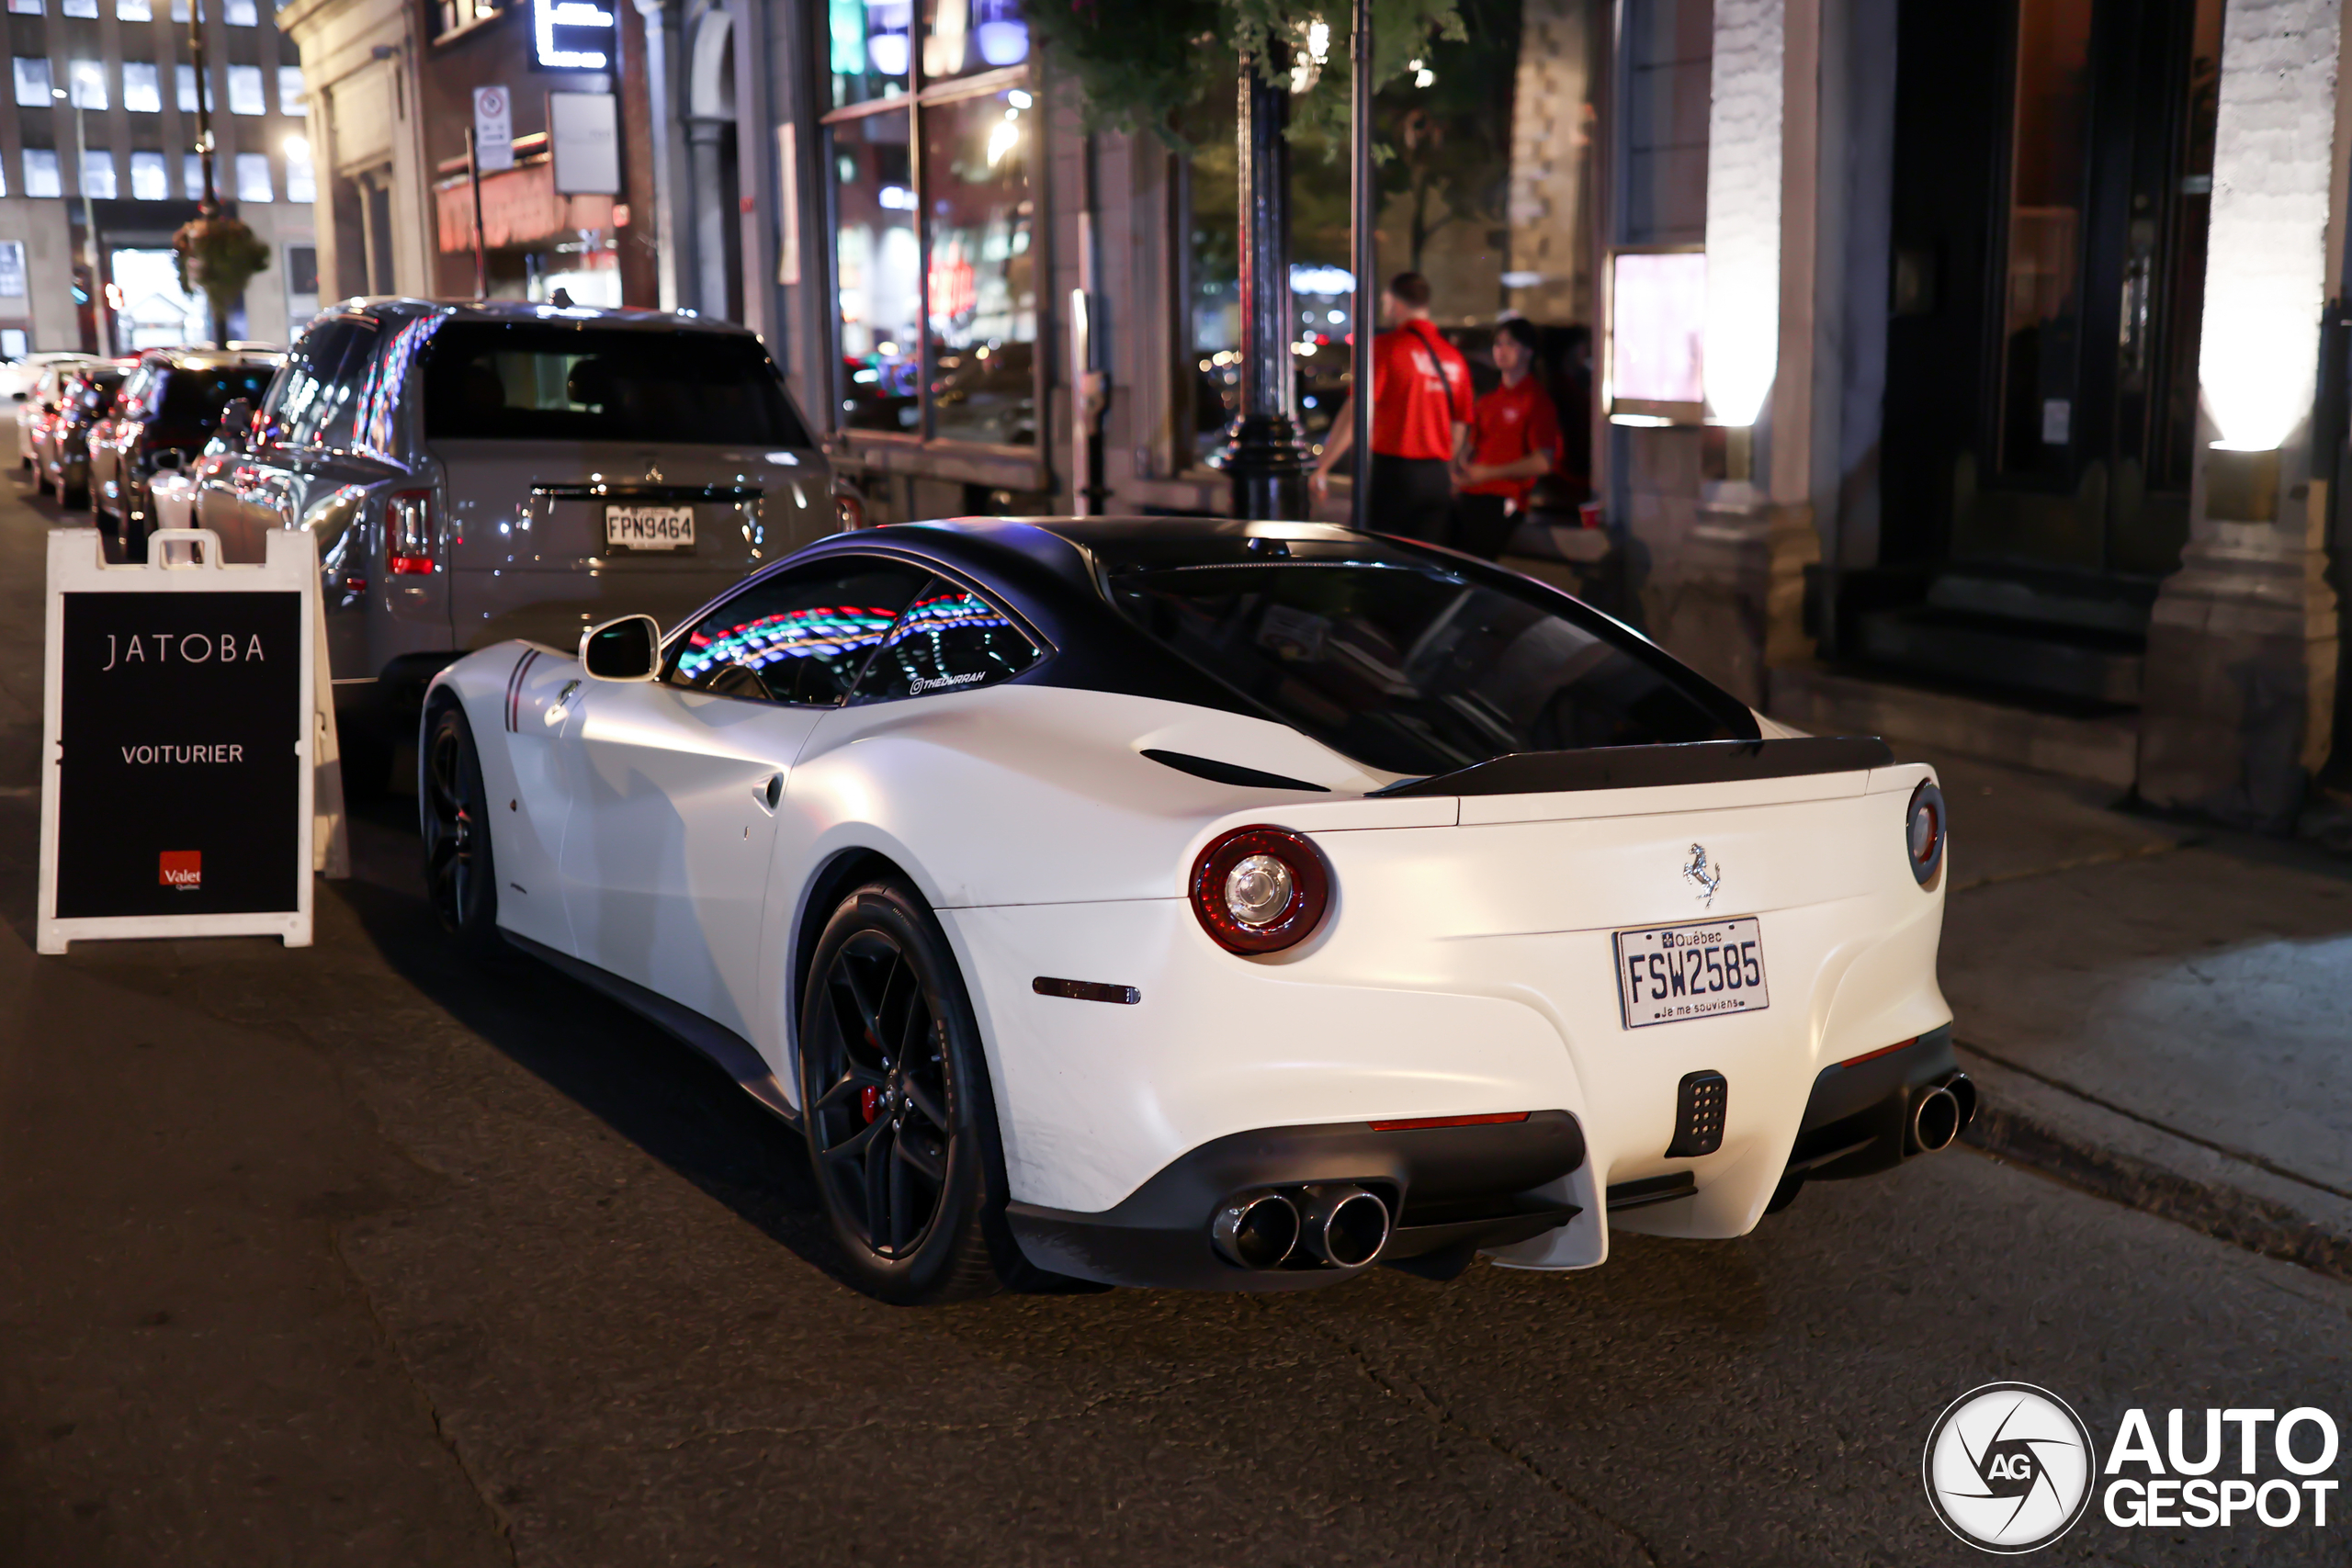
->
[[1681, 842, 1722, 907]]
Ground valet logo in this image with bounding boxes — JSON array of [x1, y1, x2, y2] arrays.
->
[[1923, 1383, 2096, 1552]]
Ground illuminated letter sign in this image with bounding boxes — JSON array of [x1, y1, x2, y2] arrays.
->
[[533, 0, 616, 71]]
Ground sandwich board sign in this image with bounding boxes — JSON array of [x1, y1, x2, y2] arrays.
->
[[37, 527, 346, 954]]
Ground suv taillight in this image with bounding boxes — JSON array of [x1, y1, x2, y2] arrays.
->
[[387, 489, 438, 575]]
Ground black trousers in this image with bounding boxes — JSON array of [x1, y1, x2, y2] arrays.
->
[[1365, 455, 1454, 544], [1452, 493, 1517, 560]]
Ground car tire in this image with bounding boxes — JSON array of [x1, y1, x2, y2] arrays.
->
[[797, 878, 1016, 1305], [420, 699, 503, 956]]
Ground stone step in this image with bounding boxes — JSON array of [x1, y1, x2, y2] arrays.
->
[[1853, 605, 2145, 705], [1769, 663, 2139, 789]]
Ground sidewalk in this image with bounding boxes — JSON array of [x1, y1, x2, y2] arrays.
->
[[1915, 744, 2352, 1280]]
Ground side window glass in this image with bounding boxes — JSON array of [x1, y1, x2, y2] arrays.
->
[[261, 321, 348, 447], [308, 323, 382, 451], [666, 560, 929, 705], [262, 320, 380, 449], [850, 578, 1040, 705]]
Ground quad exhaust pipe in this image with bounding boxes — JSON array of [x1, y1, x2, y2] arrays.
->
[[1212, 1183, 1392, 1271], [1910, 1072, 1977, 1154]]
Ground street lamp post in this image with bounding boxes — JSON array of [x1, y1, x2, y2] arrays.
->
[[1218, 42, 1312, 522], [187, 0, 223, 344], [56, 79, 102, 352], [1349, 0, 1374, 532]]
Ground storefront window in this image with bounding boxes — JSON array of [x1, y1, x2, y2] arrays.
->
[[923, 88, 1035, 446], [921, 0, 1027, 83], [834, 111, 921, 432], [1182, 89, 1352, 468], [831, 0, 912, 109], [1183, 2, 1599, 491], [824, 6, 1034, 450]]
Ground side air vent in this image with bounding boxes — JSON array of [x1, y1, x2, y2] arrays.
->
[[1141, 749, 1330, 793]]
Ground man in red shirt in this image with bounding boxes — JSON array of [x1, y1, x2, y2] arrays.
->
[[1310, 272, 1472, 542], [1453, 317, 1564, 558]]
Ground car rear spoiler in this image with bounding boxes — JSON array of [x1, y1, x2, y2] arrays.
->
[[1371, 736, 1896, 798]]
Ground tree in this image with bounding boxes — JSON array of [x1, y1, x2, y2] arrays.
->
[[173, 216, 270, 347], [1375, 0, 1520, 273], [1028, 0, 1464, 142]]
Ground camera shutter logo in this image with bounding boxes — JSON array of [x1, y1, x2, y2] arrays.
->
[[1924, 1382, 2096, 1553]]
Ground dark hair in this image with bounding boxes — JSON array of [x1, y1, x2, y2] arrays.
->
[[1387, 272, 1432, 308], [1496, 317, 1541, 353]]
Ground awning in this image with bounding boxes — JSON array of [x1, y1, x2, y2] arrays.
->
[[435, 159, 616, 254]]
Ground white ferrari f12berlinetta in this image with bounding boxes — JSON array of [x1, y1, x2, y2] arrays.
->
[[421, 519, 1962, 1303]]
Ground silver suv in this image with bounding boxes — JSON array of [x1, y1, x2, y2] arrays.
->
[[195, 299, 836, 784]]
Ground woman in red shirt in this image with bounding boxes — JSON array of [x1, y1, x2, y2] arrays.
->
[[1453, 318, 1562, 560]]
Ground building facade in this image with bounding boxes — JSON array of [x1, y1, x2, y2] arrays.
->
[[21, 0, 2342, 831], [277, 0, 743, 316], [701, 0, 2349, 830], [0, 0, 317, 352]]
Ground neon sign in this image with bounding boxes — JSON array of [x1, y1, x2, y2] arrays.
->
[[533, 0, 616, 71]]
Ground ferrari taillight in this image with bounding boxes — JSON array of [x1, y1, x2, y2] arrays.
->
[[1189, 826, 1330, 955], [1906, 780, 1945, 886], [387, 489, 438, 574]]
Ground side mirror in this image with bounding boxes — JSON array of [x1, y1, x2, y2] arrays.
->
[[581, 615, 662, 682], [217, 398, 254, 448]]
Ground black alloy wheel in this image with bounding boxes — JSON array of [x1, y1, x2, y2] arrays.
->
[[797, 880, 1011, 1304], [420, 701, 503, 954]]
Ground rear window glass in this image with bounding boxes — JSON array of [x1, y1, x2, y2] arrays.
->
[[421, 322, 811, 446], [1098, 538, 1755, 778], [71, 372, 122, 412], [153, 365, 278, 438]]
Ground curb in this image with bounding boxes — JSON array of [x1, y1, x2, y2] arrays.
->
[[1955, 1042, 2352, 1288]]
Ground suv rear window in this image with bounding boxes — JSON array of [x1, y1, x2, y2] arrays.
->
[[1096, 536, 1756, 778], [152, 365, 278, 441], [420, 322, 810, 446]]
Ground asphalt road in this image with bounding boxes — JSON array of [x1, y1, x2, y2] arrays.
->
[[3, 482, 2348, 1567]]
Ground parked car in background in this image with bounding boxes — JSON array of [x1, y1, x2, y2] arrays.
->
[[87, 347, 283, 560], [17, 355, 99, 474], [192, 299, 839, 786], [34, 362, 130, 507]]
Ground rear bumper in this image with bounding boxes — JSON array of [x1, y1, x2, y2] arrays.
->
[[1784, 1025, 1962, 1181], [1007, 1111, 1588, 1291]]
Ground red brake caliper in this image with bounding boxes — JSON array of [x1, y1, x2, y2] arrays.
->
[[860, 1086, 882, 1123]]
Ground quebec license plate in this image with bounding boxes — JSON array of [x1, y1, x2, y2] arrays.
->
[[1613, 916, 1770, 1028], [605, 503, 695, 551]]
